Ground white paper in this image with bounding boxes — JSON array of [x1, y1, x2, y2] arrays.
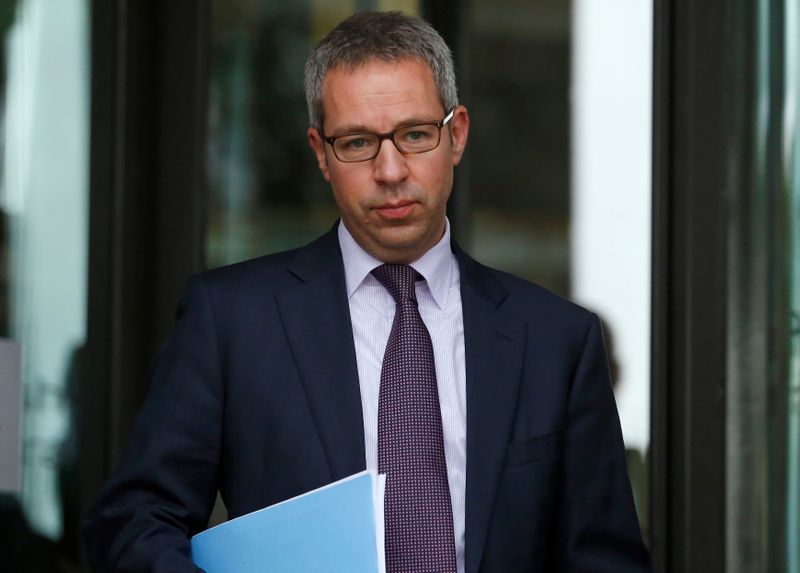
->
[[375, 473, 386, 573]]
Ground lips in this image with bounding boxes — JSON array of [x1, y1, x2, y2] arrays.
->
[[375, 201, 415, 220]]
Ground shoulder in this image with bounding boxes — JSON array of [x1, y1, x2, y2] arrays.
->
[[198, 248, 304, 291], [495, 268, 592, 325], [188, 229, 341, 298], [457, 248, 597, 339]]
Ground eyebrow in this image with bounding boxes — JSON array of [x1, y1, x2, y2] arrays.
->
[[327, 117, 441, 137]]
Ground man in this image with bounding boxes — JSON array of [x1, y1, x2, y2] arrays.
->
[[85, 11, 650, 573]]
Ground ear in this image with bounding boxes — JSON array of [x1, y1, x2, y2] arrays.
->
[[448, 105, 470, 167], [308, 127, 331, 182]]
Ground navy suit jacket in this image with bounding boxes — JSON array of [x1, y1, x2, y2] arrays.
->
[[85, 226, 650, 572]]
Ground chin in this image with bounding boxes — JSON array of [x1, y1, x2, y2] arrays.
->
[[375, 228, 424, 248]]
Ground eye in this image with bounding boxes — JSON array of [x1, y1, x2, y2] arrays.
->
[[342, 137, 371, 150], [402, 129, 433, 142]]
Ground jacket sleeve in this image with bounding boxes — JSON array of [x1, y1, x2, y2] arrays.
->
[[553, 314, 651, 571], [84, 276, 223, 572]]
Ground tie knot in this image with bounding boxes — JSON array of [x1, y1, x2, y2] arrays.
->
[[371, 264, 419, 303]]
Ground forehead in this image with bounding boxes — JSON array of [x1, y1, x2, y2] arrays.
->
[[321, 58, 443, 132]]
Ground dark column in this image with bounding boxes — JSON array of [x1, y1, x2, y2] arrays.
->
[[84, 0, 210, 522], [651, 0, 733, 570]]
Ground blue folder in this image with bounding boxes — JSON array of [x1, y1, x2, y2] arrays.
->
[[191, 470, 385, 573]]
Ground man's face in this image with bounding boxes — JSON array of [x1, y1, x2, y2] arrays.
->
[[308, 58, 469, 264]]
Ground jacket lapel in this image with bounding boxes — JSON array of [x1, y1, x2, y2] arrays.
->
[[274, 231, 525, 570], [455, 246, 527, 573], [275, 228, 366, 481]]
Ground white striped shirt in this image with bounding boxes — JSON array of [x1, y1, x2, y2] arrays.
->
[[338, 219, 467, 573]]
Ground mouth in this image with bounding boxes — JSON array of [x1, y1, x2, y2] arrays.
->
[[375, 200, 416, 220]]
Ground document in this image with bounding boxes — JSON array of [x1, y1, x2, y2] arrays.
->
[[191, 470, 386, 573]]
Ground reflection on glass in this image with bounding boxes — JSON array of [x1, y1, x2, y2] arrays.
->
[[464, 0, 572, 293], [727, 0, 800, 570], [0, 0, 90, 570], [785, 0, 800, 569]]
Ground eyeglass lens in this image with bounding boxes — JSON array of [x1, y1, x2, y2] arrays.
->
[[333, 124, 442, 162]]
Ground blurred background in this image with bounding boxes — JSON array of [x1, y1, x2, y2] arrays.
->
[[0, 0, 797, 571]]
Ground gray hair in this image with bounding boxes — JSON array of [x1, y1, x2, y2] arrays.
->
[[304, 11, 458, 131]]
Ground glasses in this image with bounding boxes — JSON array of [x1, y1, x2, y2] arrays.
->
[[322, 109, 454, 163]]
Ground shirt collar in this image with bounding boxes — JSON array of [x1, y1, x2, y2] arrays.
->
[[338, 218, 456, 310]]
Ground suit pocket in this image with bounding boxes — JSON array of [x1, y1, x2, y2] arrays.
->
[[504, 429, 564, 467]]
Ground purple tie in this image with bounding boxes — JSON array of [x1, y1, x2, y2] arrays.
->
[[371, 264, 457, 573]]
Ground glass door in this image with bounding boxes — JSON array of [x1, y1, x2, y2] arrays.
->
[[0, 0, 91, 571], [785, 0, 800, 567]]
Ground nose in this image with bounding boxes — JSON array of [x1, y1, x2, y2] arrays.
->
[[372, 139, 409, 185]]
